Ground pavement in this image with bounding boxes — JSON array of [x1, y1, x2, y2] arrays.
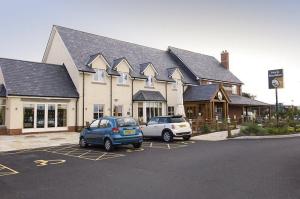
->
[[1, 138, 300, 199], [191, 129, 240, 141], [0, 132, 78, 152]]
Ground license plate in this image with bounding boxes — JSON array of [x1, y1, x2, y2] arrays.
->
[[179, 124, 186, 128], [124, 130, 135, 135]]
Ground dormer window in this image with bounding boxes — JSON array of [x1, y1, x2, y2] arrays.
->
[[118, 72, 128, 85], [172, 80, 179, 90], [232, 85, 238, 95], [145, 75, 154, 87], [93, 69, 105, 83]]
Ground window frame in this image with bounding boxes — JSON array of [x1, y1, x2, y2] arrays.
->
[[93, 104, 104, 120], [118, 72, 129, 85], [93, 69, 106, 83], [168, 106, 175, 116], [0, 99, 6, 126], [145, 75, 154, 87]]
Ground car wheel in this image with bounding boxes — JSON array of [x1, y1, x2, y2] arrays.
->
[[104, 138, 114, 152], [162, 131, 173, 142], [183, 135, 191, 141], [133, 143, 142, 149], [79, 137, 87, 148]]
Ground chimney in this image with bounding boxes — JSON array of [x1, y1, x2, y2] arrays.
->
[[221, 50, 229, 70]]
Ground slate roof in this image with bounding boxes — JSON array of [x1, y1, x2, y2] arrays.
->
[[54, 25, 198, 84], [229, 95, 270, 106], [183, 84, 220, 102], [169, 47, 243, 84], [133, 90, 166, 101], [0, 84, 6, 97], [0, 58, 79, 98]]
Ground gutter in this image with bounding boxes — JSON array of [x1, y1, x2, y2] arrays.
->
[[110, 74, 113, 116], [165, 82, 168, 114], [82, 72, 85, 127], [132, 78, 135, 116]]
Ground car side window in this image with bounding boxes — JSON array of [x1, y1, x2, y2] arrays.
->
[[90, 119, 100, 128], [148, 117, 159, 125], [158, 117, 168, 124], [99, 119, 110, 128]]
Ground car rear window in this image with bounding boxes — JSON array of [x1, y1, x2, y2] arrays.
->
[[116, 117, 138, 127], [169, 117, 186, 123]]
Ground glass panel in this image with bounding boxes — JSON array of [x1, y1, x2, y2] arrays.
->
[[0, 106, 5, 125], [57, 104, 67, 127], [36, 104, 45, 128], [24, 104, 34, 128], [48, 104, 56, 128]]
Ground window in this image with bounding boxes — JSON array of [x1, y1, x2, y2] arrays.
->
[[93, 69, 106, 82], [172, 80, 180, 90], [48, 104, 56, 128], [117, 117, 137, 127], [36, 104, 45, 128], [0, 99, 5, 126], [24, 104, 35, 128], [93, 104, 104, 119], [57, 104, 67, 127], [99, 119, 110, 128], [158, 117, 169, 124], [118, 72, 128, 85], [146, 102, 162, 122], [148, 117, 159, 125], [168, 106, 175, 116], [145, 75, 154, 87], [90, 119, 100, 128], [232, 85, 238, 95], [114, 105, 123, 116]]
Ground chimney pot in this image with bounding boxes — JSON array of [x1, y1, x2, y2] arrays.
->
[[221, 50, 229, 70]]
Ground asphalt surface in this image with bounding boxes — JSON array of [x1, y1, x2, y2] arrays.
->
[[1, 138, 300, 199]]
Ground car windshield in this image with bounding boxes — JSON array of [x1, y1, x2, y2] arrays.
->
[[116, 117, 138, 127], [169, 117, 186, 123]]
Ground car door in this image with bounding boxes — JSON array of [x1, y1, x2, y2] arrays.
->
[[94, 119, 112, 145], [142, 117, 160, 137], [85, 119, 100, 143]]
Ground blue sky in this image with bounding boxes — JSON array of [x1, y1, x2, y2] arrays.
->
[[0, 0, 299, 105]]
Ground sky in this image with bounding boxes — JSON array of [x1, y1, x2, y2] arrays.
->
[[0, 0, 299, 105]]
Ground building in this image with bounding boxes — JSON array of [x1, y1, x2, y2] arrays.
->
[[0, 25, 269, 135]]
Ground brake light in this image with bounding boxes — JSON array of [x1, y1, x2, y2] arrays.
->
[[112, 128, 119, 133]]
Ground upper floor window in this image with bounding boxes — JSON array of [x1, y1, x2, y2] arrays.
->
[[93, 69, 106, 83], [232, 85, 238, 95], [118, 72, 129, 85], [145, 75, 154, 87], [168, 106, 175, 115], [172, 80, 180, 90], [114, 105, 123, 116]]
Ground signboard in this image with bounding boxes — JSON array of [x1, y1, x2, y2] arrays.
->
[[268, 69, 284, 89]]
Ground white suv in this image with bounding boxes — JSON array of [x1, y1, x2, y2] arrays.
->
[[142, 116, 192, 142]]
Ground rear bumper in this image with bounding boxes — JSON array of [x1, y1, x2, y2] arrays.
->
[[112, 136, 143, 145]]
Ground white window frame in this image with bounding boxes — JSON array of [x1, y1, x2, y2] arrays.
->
[[93, 104, 104, 119], [93, 69, 106, 83], [232, 85, 238, 95], [0, 99, 6, 126], [118, 72, 129, 85], [145, 75, 154, 87], [22, 103, 68, 133], [168, 106, 175, 116]]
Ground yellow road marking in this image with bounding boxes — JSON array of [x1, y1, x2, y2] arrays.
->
[[0, 164, 19, 177], [34, 159, 66, 167]]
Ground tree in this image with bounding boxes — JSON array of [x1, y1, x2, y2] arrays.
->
[[242, 92, 256, 100]]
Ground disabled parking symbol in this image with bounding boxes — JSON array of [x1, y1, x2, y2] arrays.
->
[[34, 159, 66, 167]]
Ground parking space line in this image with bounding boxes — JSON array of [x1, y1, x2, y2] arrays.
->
[[0, 164, 19, 177]]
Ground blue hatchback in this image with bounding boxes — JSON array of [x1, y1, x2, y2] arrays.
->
[[79, 117, 143, 151]]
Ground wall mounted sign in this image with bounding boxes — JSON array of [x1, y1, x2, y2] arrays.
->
[[268, 69, 284, 89], [217, 91, 223, 101]]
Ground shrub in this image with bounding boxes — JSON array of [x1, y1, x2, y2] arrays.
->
[[201, 124, 211, 134], [240, 123, 267, 136]]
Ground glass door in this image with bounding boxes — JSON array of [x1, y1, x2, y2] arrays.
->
[[36, 104, 45, 128], [48, 104, 56, 128]]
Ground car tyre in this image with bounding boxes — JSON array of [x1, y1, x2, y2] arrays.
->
[[162, 131, 173, 142], [79, 137, 87, 148], [183, 135, 191, 141], [104, 138, 114, 152], [133, 143, 142, 149]]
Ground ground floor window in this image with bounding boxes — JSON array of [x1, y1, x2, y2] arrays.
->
[[0, 99, 6, 126], [146, 102, 162, 122], [93, 104, 104, 119], [23, 103, 67, 129], [114, 105, 123, 117], [168, 106, 175, 115]]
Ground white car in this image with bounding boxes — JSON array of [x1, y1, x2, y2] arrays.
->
[[142, 116, 192, 142]]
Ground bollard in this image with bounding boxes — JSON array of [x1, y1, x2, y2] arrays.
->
[[227, 117, 232, 138]]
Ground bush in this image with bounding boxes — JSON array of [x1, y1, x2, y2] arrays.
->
[[201, 124, 211, 134], [239, 123, 294, 136], [240, 123, 267, 136]]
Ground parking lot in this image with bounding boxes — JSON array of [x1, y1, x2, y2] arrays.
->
[[1, 138, 300, 199]]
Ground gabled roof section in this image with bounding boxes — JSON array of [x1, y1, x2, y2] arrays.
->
[[86, 53, 110, 68], [183, 84, 227, 102], [167, 67, 183, 79], [229, 95, 270, 106], [169, 46, 243, 84], [133, 90, 166, 101], [140, 62, 158, 75], [112, 57, 133, 70], [54, 25, 197, 84], [0, 58, 79, 98]]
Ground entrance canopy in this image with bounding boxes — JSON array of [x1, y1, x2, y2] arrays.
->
[[133, 90, 166, 101], [229, 95, 270, 107]]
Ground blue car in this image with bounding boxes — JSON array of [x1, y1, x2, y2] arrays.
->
[[79, 117, 143, 151]]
